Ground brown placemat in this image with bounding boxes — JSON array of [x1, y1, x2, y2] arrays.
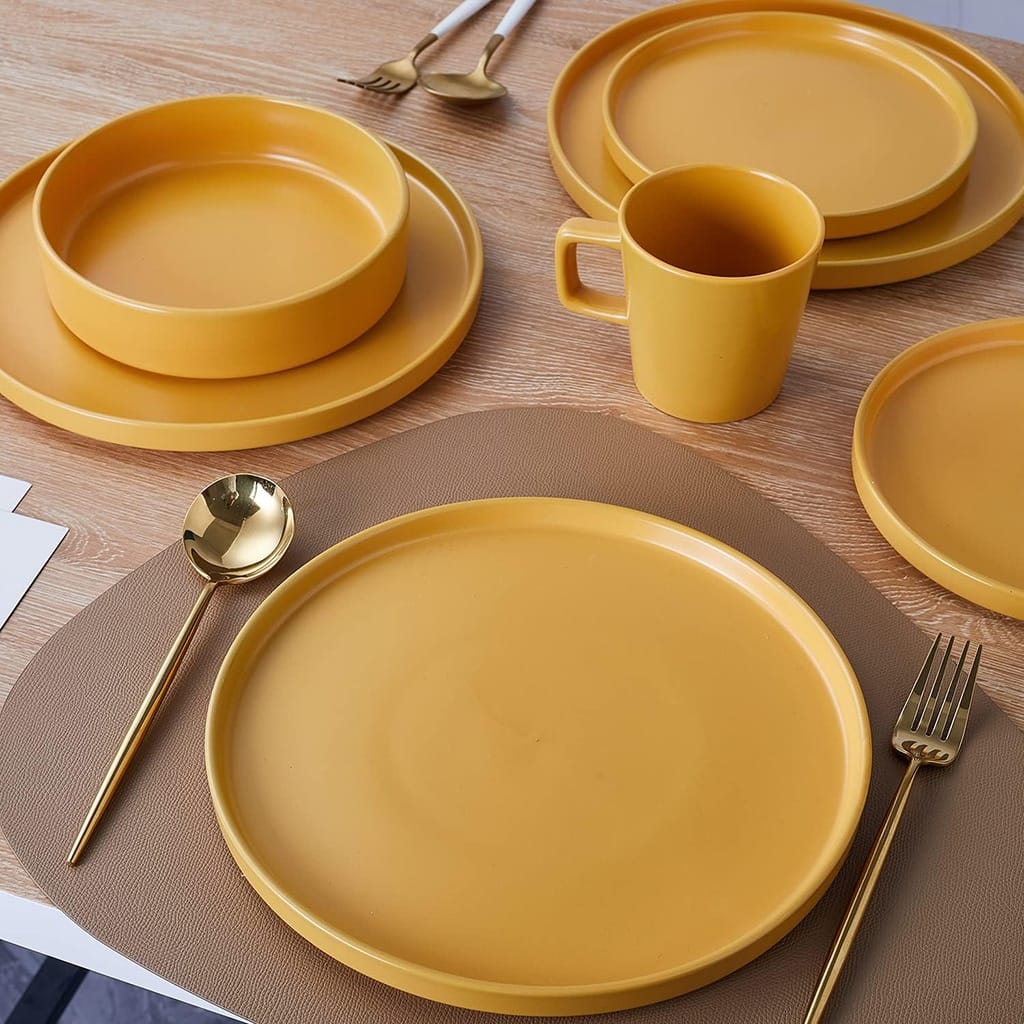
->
[[0, 408, 1021, 1024]]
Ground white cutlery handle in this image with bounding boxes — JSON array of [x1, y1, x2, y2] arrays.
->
[[431, 0, 498, 39], [493, 0, 539, 38]]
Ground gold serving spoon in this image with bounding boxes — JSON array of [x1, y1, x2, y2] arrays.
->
[[68, 474, 294, 865], [420, 0, 539, 104]]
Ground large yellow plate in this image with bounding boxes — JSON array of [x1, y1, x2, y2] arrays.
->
[[206, 498, 871, 1015], [549, 0, 1024, 288], [603, 12, 977, 239], [853, 318, 1024, 618], [0, 145, 481, 450]]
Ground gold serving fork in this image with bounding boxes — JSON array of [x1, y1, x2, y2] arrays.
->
[[337, 0, 498, 95], [804, 634, 982, 1023]]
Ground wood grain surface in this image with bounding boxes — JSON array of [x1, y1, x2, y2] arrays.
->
[[0, 0, 1022, 906]]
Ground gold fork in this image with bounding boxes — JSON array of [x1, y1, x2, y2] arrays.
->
[[803, 634, 982, 1023], [337, 0, 497, 95]]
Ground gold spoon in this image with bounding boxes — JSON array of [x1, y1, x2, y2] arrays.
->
[[420, 0, 539, 104], [68, 474, 295, 866]]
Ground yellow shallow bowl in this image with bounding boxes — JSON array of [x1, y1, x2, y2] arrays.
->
[[853, 318, 1024, 618], [207, 497, 871, 1015], [33, 95, 409, 379]]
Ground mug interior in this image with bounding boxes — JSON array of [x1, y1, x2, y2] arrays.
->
[[621, 166, 822, 278]]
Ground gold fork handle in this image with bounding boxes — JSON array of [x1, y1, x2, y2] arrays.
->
[[803, 757, 922, 1024], [67, 581, 219, 865]]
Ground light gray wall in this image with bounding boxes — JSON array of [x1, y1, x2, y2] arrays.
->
[[871, 0, 1024, 42]]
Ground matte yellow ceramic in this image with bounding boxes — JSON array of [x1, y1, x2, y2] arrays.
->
[[0, 146, 481, 450], [33, 95, 409, 379], [853, 318, 1024, 619], [555, 165, 824, 423], [206, 498, 871, 1015], [603, 12, 977, 239], [548, 0, 1024, 288]]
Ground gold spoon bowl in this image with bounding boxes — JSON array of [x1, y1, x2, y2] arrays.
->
[[420, 34, 510, 103]]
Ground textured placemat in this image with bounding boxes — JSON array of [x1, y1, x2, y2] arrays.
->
[[0, 408, 1021, 1024]]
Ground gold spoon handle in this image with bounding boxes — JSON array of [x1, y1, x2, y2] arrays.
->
[[68, 580, 219, 865], [803, 757, 922, 1023], [476, 32, 506, 71]]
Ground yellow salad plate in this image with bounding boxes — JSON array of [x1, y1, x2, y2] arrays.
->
[[207, 498, 871, 1015], [602, 12, 977, 239], [0, 145, 481, 451], [854, 318, 1024, 619], [549, 0, 1024, 288]]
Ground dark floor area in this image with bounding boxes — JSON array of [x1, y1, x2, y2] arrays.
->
[[0, 941, 227, 1024]]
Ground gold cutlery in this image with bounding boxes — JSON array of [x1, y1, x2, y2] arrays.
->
[[68, 474, 294, 865], [803, 633, 982, 1023], [337, 0, 497, 95], [420, 0, 540, 103]]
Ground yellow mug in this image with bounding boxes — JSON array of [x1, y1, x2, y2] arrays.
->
[[555, 165, 824, 423]]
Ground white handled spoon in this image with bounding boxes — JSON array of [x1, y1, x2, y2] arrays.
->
[[420, 0, 540, 104]]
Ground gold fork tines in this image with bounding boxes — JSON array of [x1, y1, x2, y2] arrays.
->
[[803, 634, 982, 1024], [898, 633, 979, 762], [337, 34, 437, 95]]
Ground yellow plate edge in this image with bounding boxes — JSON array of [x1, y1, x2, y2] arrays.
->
[[852, 317, 1024, 618]]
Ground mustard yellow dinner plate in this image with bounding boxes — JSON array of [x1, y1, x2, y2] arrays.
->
[[603, 12, 977, 239], [206, 498, 871, 1015], [853, 319, 1024, 619], [0, 145, 480, 450], [549, 0, 1024, 288]]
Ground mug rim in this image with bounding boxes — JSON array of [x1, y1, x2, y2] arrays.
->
[[619, 164, 825, 284]]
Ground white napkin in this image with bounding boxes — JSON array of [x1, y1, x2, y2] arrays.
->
[[0, 474, 30, 512], [0, 476, 68, 629]]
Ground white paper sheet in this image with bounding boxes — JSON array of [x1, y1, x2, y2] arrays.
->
[[0, 475, 30, 512], [0, 511, 67, 629]]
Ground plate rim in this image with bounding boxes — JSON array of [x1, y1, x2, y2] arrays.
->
[[206, 496, 872, 1013], [853, 316, 1024, 618]]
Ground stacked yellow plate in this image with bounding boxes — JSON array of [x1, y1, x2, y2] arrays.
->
[[0, 95, 483, 450], [548, 0, 1024, 288], [601, 11, 978, 240]]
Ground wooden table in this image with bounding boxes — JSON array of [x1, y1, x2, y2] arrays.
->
[[1, 0, 1022, 942]]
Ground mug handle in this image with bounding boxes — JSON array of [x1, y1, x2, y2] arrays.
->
[[554, 218, 628, 326]]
